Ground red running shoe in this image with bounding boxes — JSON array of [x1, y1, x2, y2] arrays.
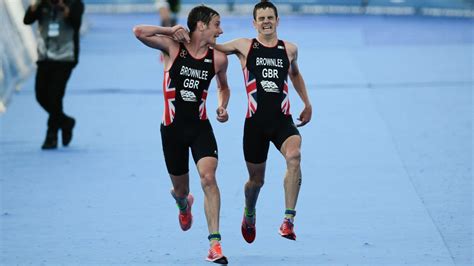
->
[[206, 242, 228, 264], [241, 214, 256, 243], [279, 218, 296, 240], [178, 194, 193, 231]]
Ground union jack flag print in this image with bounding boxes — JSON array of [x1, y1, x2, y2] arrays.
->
[[199, 89, 208, 120], [244, 67, 258, 118], [162, 72, 176, 126], [281, 80, 291, 115]]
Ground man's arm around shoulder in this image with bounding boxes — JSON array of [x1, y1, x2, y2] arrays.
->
[[215, 38, 251, 56]]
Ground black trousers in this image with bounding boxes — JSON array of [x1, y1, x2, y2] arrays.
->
[[35, 61, 75, 131]]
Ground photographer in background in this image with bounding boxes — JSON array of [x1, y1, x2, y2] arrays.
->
[[24, 0, 84, 149]]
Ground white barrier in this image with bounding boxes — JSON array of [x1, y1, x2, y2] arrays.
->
[[0, 0, 37, 114]]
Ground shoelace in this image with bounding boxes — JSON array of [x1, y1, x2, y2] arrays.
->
[[244, 219, 255, 228], [282, 220, 293, 231], [180, 203, 191, 217], [209, 245, 222, 258]]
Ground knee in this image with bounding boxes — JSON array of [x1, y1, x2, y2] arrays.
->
[[172, 185, 189, 197], [248, 175, 264, 188], [200, 172, 217, 188], [285, 149, 301, 169], [252, 179, 264, 188]]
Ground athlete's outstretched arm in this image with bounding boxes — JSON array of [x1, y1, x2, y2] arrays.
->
[[215, 38, 252, 67], [133, 24, 188, 55], [287, 43, 312, 127], [214, 51, 230, 123]]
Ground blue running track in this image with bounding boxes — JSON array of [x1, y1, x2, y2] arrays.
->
[[1, 13, 472, 265]]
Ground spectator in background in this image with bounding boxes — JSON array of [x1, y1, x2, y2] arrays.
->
[[156, 0, 180, 27], [156, 0, 180, 62], [24, 0, 84, 149]]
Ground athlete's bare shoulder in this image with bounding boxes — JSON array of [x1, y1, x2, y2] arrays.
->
[[283, 40, 298, 61], [213, 48, 229, 72], [283, 41, 298, 53], [214, 49, 228, 63]]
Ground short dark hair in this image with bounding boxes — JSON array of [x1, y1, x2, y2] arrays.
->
[[187, 5, 220, 33], [253, 0, 278, 20]]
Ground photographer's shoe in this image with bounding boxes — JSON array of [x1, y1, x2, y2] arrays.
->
[[41, 130, 58, 150], [62, 117, 75, 146]]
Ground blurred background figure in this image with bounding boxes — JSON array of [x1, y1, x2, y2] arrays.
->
[[155, 0, 180, 27], [155, 0, 180, 62], [23, 0, 84, 150]]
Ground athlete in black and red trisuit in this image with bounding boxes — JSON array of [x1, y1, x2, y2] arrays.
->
[[216, 0, 312, 244], [161, 42, 217, 176], [243, 38, 299, 164], [134, 5, 230, 264]]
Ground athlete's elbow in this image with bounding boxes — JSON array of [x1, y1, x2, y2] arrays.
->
[[289, 72, 303, 83], [289, 69, 300, 78], [218, 85, 230, 95], [133, 26, 144, 38]]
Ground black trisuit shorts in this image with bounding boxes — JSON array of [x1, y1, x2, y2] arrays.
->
[[243, 115, 300, 164], [160, 119, 218, 176]]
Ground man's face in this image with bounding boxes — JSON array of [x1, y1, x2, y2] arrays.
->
[[203, 15, 223, 45], [253, 8, 279, 35]]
